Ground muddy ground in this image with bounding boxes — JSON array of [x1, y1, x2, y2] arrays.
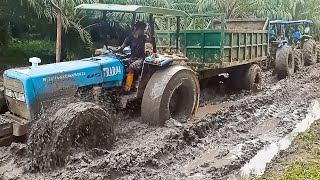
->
[[260, 119, 320, 179], [1, 64, 320, 179]]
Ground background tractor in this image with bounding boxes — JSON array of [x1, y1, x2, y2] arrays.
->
[[270, 19, 318, 79]]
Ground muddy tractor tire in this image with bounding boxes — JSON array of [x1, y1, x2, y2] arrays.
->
[[28, 102, 113, 171], [303, 39, 317, 66], [275, 46, 294, 79], [243, 64, 262, 90], [293, 49, 304, 72], [316, 44, 320, 63], [141, 65, 200, 126]]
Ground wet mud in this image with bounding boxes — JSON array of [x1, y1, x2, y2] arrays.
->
[[1, 64, 320, 179]]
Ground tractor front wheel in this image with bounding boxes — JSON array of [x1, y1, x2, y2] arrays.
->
[[303, 39, 317, 65], [141, 65, 200, 126], [293, 49, 304, 72], [28, 102, 113, 171]]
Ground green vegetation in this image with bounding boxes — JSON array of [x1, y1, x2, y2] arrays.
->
[[259, 120, 320, 180], [1, 0, 320, 65], [5, 39, 55, 60]]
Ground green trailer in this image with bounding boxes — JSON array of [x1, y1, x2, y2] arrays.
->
[[155, 14, 269, 80]]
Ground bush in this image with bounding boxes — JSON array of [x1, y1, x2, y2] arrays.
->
[[4, 39, 56, 64]]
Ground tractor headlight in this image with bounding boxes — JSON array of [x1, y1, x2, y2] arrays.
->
[[4, 89, 26, 102]]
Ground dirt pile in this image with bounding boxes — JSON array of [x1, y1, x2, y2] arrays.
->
[[1, 64, 320, 179]]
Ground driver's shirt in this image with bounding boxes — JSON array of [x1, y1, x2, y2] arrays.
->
[[124, 35, 146, 59]]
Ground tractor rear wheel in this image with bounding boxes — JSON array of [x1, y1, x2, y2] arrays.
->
[[303, 39, 317, 65], [275, 46, 294, 79], [28, 102, 113, 171], [243, 64, 262, 91], [141, 65, 200, 126]]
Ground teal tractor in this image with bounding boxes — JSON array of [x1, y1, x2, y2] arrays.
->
[[286, 20, 319, 66], [0, 4, 200, 166], [270, 19, 319, 79]]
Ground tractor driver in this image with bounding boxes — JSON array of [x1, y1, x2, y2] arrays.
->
[[114, 21, 152, 92]]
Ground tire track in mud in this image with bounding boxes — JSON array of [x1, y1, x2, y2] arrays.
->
[[1, 64, 320, 179]]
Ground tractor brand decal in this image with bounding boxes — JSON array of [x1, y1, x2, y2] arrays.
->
[[103, 66, 121, 77], [87, 73, 101, 78], [43, 72, 86, 83]]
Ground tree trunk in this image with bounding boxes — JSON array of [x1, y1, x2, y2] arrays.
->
[[51, 1, 62, 63], [56, 12, 62, 63]]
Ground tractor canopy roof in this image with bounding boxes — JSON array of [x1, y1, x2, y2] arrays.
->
[[287, 20, 313, 25], [75, 4, 189, 17], [270, 20, 288, 24]]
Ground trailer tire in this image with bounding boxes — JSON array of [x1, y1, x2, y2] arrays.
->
[[243, 64, 262, 90], [28, 102, 113, 171], [141, 66, 200, 126], [303, 39, 317, 65], [275, 46, 294, 79]]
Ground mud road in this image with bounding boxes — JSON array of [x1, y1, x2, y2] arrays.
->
[[1, 64, 320, 179]]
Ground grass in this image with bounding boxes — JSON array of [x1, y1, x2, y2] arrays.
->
[[258, 120, 320, 180]]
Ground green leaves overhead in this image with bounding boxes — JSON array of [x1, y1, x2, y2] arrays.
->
[[2, 0, 320, 47]]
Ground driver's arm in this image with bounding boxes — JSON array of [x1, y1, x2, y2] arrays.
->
[[115, 37, 130, 52]]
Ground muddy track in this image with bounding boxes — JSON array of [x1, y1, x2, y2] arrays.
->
[[1, 64, 320, 179]]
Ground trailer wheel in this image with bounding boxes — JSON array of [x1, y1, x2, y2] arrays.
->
[[293, 49, 304, 72], [243, 64, 262, 90], [141, 66, 200, 126], [303, 39, 317, 65], [28, 102, 113, 171], [275, 46, 294, 79]]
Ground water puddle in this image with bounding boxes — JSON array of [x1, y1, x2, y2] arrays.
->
[[251, 117, 280, 136], [239, 99, 320, 178], [196, 102, 236, 118], [180, 144, 243, 174]]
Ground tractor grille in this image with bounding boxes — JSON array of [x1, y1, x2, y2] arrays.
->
[[3, 76, 24, 93], [3, 76, 31, 120]]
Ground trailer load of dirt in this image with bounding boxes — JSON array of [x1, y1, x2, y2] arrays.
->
[[0, 64, 320, 179]]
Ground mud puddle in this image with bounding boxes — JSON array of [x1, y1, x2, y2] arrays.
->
[[196, 101, 236, 118], [238, 99, 320, 178]]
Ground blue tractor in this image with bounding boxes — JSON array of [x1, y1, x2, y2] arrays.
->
[[270, 19, 318, 79], [286, 20, 319, 66], [0, 4, 200, 167]]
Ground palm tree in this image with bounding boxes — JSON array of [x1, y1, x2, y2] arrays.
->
[[25, 0, 97, 45]]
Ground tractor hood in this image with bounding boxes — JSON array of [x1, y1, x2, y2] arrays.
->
[[3, 55, 124, 106]]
